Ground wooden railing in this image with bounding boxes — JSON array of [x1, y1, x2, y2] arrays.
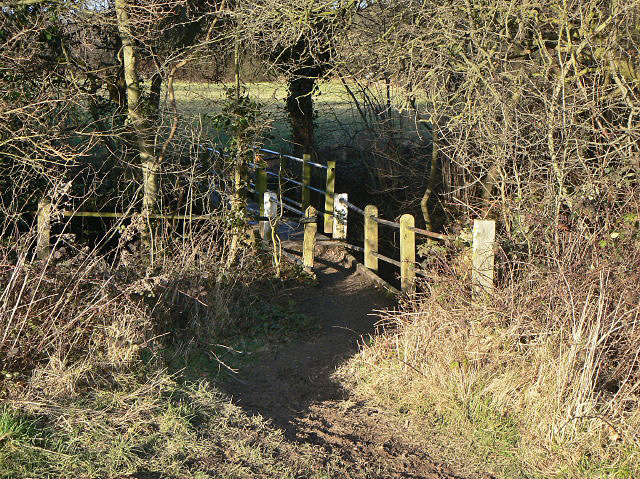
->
[[250, 148, 496, 296]]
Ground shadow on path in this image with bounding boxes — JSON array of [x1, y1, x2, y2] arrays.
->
[[222, 245, 393, 437]]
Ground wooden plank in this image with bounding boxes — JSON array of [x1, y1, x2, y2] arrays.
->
[[372, 251, 401, 268], [400, 213, 416, 293], [333, 193, 348, 240], [37, 198, 51, 260], [302, 153, 311, 210], [472, 219, 495, 298], [364, 204, 378, 271], [303, 206, 317, 270], [324, 160, 336, 235], [409, 226, 447, 241]]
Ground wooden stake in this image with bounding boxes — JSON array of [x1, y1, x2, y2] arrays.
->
[[302, 153, 311, 210], [262, 191, 277, 240], [256, 153, 267, 215], [303, 205, 317, 270], [37, 197, 51, 260], [333, 193, 348, 240], [324, 160, 336, 235], [400, 213, 415, 293], [472, 219, 495, 298], [365, 204, 378, 271]]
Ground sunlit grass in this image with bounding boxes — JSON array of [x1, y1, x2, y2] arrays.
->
[[171, 80, 369, 153]]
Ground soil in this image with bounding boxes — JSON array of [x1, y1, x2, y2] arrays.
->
[[223, 243, 476, 479]]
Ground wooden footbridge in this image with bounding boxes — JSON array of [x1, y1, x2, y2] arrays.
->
[[248, 148, 496, 296]]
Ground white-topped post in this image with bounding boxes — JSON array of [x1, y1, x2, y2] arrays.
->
[[472, 219, 495, 298], [262, 191, 278, 240], [333, 193, 348, 240]]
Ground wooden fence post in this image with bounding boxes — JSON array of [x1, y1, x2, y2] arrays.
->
[[400, 213, 415, 293], [324, 160, 336, 235], [37, 197, 51, 260], [303, 206, 317, 270], [262, 191, 277, 240], [302, 153, 311, 210], [256, 153, 267, 215], [333, 193, 348, 240], [365, 204, 378, 271], [472, 219, 495, 298]]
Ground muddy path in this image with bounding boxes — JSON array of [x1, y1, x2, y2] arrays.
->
[[223, 244, 471, 479]]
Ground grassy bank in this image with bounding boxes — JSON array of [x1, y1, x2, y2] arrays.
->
[[1, 371, 329, 479], [339, 256, 640, 478]]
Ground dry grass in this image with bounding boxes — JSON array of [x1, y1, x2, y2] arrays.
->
[[0, 203, 321, 477], [340, 240, 640, 478]]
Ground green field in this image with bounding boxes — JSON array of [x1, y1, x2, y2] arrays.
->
[[172, 80, 368, 154]]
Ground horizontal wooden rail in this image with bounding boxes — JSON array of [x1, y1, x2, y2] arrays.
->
[[373, 216, 401, 228], [42, 211, 224, 220], [258, 148, 328, 170], [338, 198, 366, 215], [263, 171, 328, 195], [209, 146, 328, 171], [409, 226, 448, 241], [281, 196, 303, 208], [372, 251, 402, 268], [305, 184, 327, 195], [279, 201, 304, 216]]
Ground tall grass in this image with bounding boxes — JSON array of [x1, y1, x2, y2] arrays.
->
[[342, 236, 640, 478], [0, 197, 318, 477]]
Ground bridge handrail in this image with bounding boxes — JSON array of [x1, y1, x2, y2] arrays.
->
[[35, 145, 495, 297], [257, 148, 328, 170]]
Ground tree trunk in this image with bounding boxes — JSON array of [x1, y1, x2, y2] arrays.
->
[[225, 41, 247, 269], [149, 71, 163, 122], [286, 74, 315, 157], [421, 127, 439, 230], [115, 0, 158, 215]]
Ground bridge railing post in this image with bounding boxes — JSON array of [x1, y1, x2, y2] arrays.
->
[[364, 204, 378, 271], [256, 153, 267, 216], [302, 153, 311, 210], [261, 191, 277, 240], [333, 193, 348, 240], [472, 219, 495, 299], [400, 213, 415, 294], [37, 197, 51, 260], [303, 205, 317, 270], [324, 160, 336, 235]]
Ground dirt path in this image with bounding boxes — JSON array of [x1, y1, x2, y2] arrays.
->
[[224, 244, 470, 479]]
